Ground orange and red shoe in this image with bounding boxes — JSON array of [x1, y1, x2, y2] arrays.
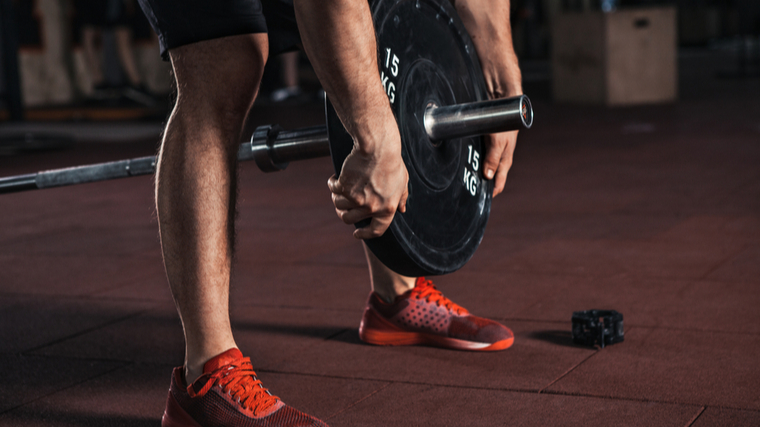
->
[[358, 277, 514, 351], [162, 348, 328, 427]]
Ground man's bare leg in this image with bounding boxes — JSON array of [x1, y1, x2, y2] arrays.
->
[[156, 34, 268, 385], [363, 244, 415, 303]]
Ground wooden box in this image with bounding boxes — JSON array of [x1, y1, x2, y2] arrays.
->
[[551, 7, 677, 106]]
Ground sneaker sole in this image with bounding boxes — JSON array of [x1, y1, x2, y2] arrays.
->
[[359, 327, 514, 351]]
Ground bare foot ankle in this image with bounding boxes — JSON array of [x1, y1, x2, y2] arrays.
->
[[183, 366, 204, 387], [364, 244, 416, 302]]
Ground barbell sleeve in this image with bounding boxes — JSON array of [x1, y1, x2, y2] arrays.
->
[[424, 95, 533, 141]]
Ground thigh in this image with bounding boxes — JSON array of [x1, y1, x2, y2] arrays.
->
[[137, 0, 268, 59]]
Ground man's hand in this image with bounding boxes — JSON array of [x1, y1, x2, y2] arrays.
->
[[295, 0, 409, 238], [455, 0, 522, 197], [484, 130, 518, 197], [328, 131, 409, 240]]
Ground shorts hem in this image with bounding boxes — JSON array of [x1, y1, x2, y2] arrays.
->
[[159, 19, 268, 60]]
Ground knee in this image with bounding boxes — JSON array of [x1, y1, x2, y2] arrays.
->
[[171, 35, 268, 125]]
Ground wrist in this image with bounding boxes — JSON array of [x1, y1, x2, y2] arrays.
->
[[478, 49, 522, 99], [350, 106, 401, 157]]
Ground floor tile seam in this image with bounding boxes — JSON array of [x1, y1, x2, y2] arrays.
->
[[1, 250, 161, 258], [689, 405, 760, 414], [616, 323, 760, 337], [497, 233, 754, 250], [538, 389, 712, 411], [231, 302, 360, 314], [253, 369, 540, 395], [323, 328, 352, 342], [0, 361, 131, 417], [0, 229, 159, 244], [10, 351, 178, 369], [488, 317, 569, 325], [291, 260, 369, 269], [469, 269, 613, 281], [480, 268, 711, 282], [0, 291, 166, 304], [0, 249, 158, 256], [579, 208, 757, 218], [538, 350, 599, 394], [697, 244, 750, 281], [497, 318, 760, 337], [542, 386, 760, 412], [21, 308, 154, 354], [454, 269, 594, 281], [324, 382, 395, 422], [685, 407, 706, 427]]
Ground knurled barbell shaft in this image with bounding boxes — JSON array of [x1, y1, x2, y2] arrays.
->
[[0, 95, 532, 193], [0, 156, 158, 194]]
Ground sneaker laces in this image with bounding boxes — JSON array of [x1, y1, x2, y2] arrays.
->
[[188, 357, 280, 416], [412, 277, 468, 315]]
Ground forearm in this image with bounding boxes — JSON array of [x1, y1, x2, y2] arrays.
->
[[455, 0, 522, 98], [293, 0, 398, 155]]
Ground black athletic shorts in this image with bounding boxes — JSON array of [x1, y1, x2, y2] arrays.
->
[[75, 0, 138, 28], [136, 0, 301, 60]]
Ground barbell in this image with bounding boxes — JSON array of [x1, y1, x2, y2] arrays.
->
[[0, 0, 533, 277]]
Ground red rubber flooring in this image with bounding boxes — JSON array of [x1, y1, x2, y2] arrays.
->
[[1, 50, 759, 426]]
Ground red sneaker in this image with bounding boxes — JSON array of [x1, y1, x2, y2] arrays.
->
[[359, 277, 514, 351], [162, 348, 328, 427]]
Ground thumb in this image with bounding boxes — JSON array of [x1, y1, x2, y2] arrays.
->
[[482, 133, 506, 180], [398, 186, 409, 213]]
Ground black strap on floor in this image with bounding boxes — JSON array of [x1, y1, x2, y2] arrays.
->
[[572, 310, 624, 348]]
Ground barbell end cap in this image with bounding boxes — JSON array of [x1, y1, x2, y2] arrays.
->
[[519, 95, 534, 129], [251, 124, 289, 172]]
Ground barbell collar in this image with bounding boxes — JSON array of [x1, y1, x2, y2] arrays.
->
[[424, 95, 533, 142], [245, 124, 329, 172], [0, 173, 37, 193]]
